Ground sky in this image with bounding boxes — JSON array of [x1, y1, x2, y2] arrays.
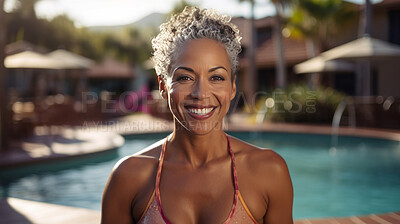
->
[[4, 0, 382, 27]]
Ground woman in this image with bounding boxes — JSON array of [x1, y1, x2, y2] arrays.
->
[[102, 7, 293, 224]]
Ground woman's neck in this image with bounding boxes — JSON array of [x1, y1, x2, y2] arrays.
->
[[167, 122, 228, 169]]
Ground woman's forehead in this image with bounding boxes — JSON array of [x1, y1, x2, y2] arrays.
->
[[171, 39, 231, 72], [178, 39, 227, 54]]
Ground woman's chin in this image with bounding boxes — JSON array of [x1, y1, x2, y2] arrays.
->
[[176, 120, 223, 135]]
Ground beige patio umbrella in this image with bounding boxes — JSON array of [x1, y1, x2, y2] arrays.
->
[[295, 36, 400, 74], [4, 50, 63, 69], [296, 36, 400, 95], [322, 36, 400, 96], [321, 36, 400, 61], [4, 51, 66, 101], [294, 56, 355, 74], [47, 50, 95, 97], [47, 49, 94, 69]]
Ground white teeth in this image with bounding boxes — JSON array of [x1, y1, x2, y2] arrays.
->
[[187, 107, 213, 116]]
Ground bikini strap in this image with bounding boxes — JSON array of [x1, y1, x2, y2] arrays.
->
[[155, 138, 171, 223], [223, 133, 239, 224], [155, 134, 239, 224]]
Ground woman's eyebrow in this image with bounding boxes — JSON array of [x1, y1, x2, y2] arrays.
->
[[174, 66, 194, 73], [209, 66, 228, 73], [173, 66, 227, 74]]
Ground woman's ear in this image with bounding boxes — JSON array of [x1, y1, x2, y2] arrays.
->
[[158, 76, 167, 99], [230, 75, 237, 101]]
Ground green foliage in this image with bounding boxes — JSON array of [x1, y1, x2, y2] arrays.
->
[[286, 0, 358, 51], [46, 15, 78, 50], [5, 1, 154, 64], [256, 83, 345, 124]]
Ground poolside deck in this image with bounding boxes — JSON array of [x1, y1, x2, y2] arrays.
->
[[0, 126, 124, 169], [1, 197, 399, 224], [295, 212, 400, 224], [294, 212, 400, 224], [0, 198, 100, 224]]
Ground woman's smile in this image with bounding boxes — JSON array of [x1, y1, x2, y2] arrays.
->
[[185, 105, 217, 120]]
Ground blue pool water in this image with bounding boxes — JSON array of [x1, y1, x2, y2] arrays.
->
[[1, 132, 400, 219]]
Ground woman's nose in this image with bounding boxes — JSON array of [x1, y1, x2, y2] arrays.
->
[[190, 79, 209, 99]]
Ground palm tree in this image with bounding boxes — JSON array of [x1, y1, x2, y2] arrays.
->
[[288, 0, 357, 57], [271, 0, 292, 89], [237, 0, 256, 105], [286, 0, 357, 87], [361, 0, 372, 36]]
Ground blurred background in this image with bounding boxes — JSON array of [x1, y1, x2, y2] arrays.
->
[[1, 0, 400, 223], [1, 0, 400, 144]]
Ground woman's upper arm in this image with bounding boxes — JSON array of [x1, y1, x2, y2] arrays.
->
[[101, 158, 137, 224], [263, 152, 294, 224]]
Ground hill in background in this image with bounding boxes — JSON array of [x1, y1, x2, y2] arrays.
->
[[87, 12, 167, 33]]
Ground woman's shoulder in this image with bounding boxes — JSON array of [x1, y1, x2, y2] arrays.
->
[[102, 138, 166, 222], [115, 138, 164, 173], [108, 138, 165, 191], [228, 134, 292, 219], [228, 135, 289, 177]]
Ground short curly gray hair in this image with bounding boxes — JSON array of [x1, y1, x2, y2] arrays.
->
[[152, 6, 242, 80]]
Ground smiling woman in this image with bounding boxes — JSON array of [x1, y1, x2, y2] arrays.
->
[[162, 39, 236, 135], [101, 6, 293, 224]]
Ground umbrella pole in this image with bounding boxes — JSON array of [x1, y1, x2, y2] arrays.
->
[[356, 61, 372, 96], [356, 64, 363, 96], [363, 61, 372, 96]]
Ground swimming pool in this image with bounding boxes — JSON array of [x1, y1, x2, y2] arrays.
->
[[0, 132, 399, 219]]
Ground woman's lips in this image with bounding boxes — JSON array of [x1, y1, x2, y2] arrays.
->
[[185, 105, 216, 120]]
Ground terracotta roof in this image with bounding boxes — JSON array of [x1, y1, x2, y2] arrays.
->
[[86, 58, 133, 79], [254, 16, 275, 28], [375, 0, 400, 8], [240, 36, 308, 68]]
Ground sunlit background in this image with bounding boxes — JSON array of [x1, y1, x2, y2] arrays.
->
[[1, 0, 400, 223]]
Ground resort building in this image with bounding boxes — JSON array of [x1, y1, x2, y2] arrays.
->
[[233, 0, 400, 98]]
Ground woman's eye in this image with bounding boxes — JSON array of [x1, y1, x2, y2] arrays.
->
[[176, 75, 192, 81], [210, 75, 225, 81]]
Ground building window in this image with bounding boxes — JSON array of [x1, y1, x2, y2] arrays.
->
[[389, 9, 400, 45], [256, 27, 272, 47]]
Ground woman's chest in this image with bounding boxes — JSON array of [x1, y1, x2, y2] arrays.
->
[[159, 164, 236, 222]]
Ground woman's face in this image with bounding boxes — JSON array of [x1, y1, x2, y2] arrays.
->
[[160, 38, 236, 135]]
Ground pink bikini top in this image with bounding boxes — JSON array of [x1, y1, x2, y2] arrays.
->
[[137, 134, 258, 224]]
